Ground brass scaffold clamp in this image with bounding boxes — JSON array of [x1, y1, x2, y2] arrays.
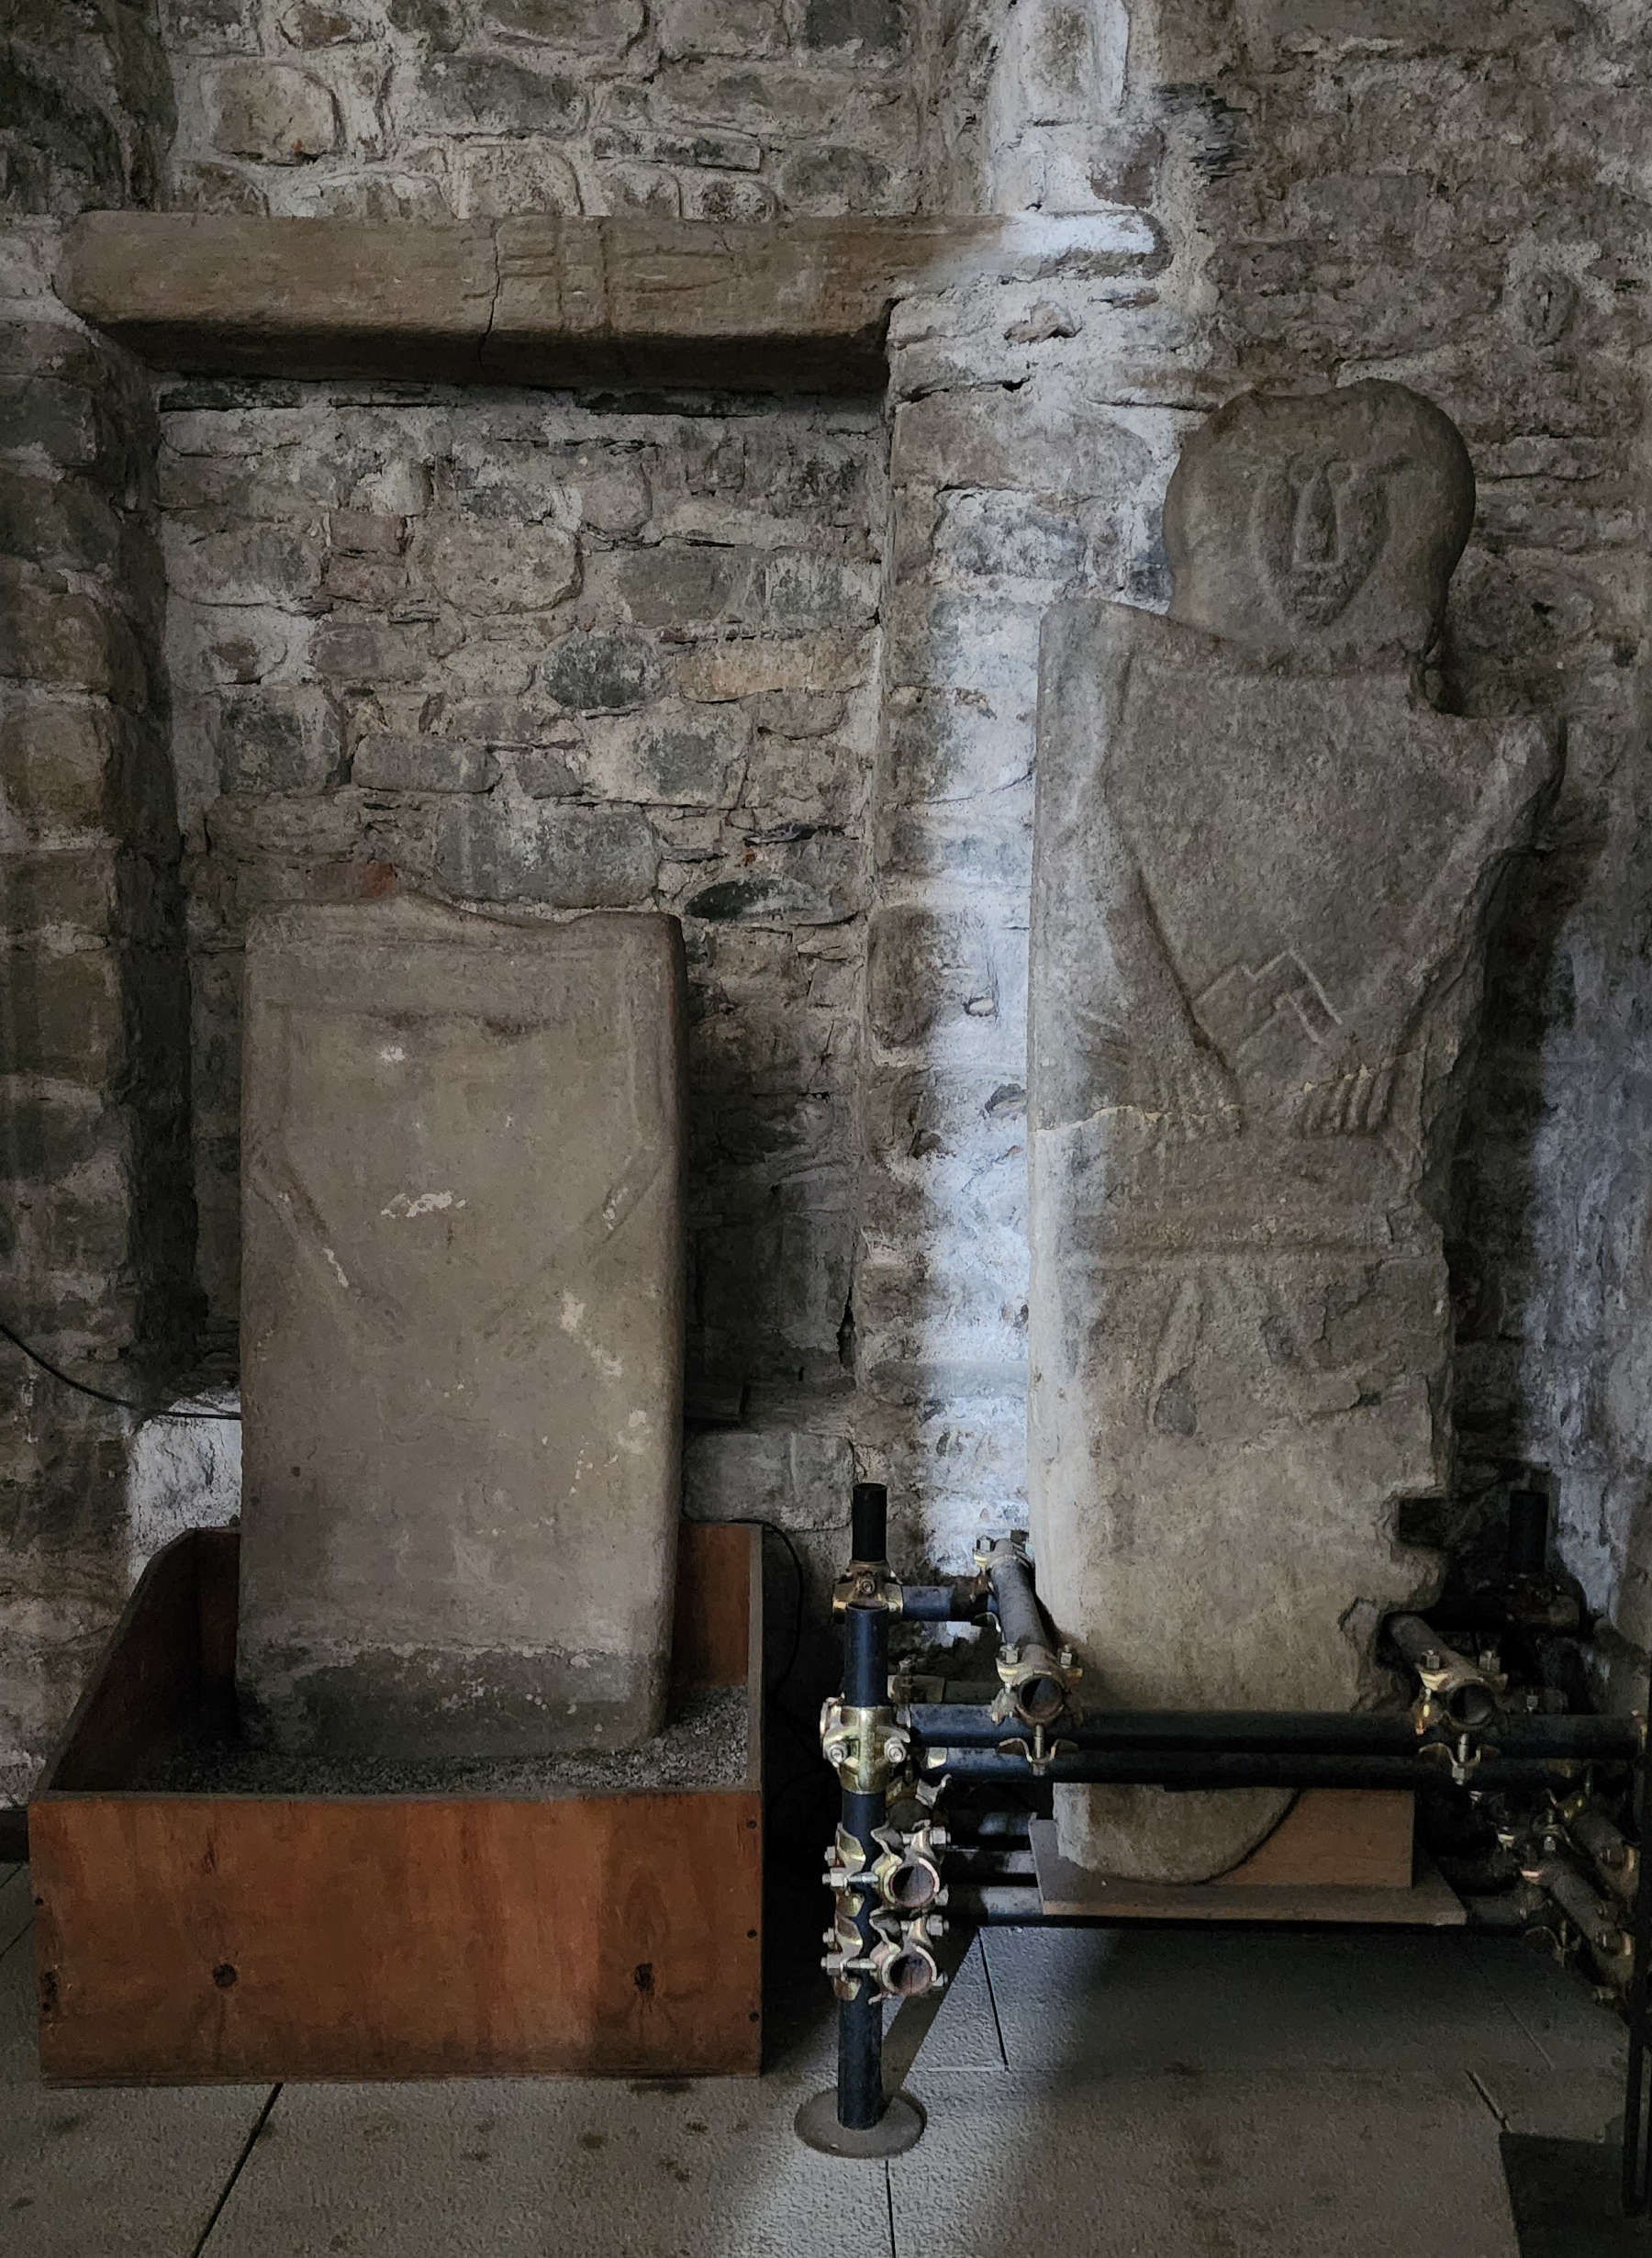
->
[[820, 1696, 911, 1796]]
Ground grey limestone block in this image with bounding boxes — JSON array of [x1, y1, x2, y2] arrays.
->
[[236, 892, 687, 1760], [1027, 383, 1557, 1882]]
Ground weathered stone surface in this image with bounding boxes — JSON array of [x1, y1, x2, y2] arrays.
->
[[1027, 389, 1557, 1882], [238, 894, 687, 1758], [0, 698, 120, 837], [206, 61, 340, 163], [447, 139, 584, 220], [56, 213, 1157, 391], [352, 732, 499, 793], [1246, 0, 1582, 58], [540, 629, 658, 712], [482, 0, 645, 46], [57, 215, 497, 380], [216, 687, 342, 794], [4, 945, 124, 1080], [683, 1424, 853, 1531], [0, 569, 147, 707], [655, 0, 787, 61], [414, 53, 588, 138], [1164, 383, 1475, 658], [431, 796, 658, 906], [0, 468, 123, 572], [803, 0, 908, 54], [416, 514, 579, 613]]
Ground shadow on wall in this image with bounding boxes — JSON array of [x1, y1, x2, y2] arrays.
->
[[1444, 672, 1652, 1692]]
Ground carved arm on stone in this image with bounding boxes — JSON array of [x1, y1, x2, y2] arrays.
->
[[1103, 864, 1242, 1143], [1291, 722, 1552, 1138]]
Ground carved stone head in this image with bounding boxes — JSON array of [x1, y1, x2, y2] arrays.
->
[[1163, 380, 1475, 658]]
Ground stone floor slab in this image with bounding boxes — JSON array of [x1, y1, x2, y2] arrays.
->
[[1470, 2062, 1624, 2144], [202, 2071, 894, 2258], [0, 1879, 1629, 2257], [768, 1930, 1005, 2089], [1468, 1937, 1629, 2068], [890, 2066, 1522, 2258], [980, 1924, 1559, 2081], [0, 1922, 274, 2258], [893, 1934, 1005, 2075]]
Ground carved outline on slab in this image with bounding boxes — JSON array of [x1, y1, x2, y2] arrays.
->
[[245, 999, 662, 1352], [1252, 452, 1402, 628]]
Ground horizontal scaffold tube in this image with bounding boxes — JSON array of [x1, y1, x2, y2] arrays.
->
[[899, 1584, 992, 1623], [923, 1749, 1617, 1792], [904, 1704, 1642, 1764]]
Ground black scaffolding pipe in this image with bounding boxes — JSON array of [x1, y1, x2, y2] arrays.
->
[[836, 1593, 888, 2134], [903, 1704, 1641, 1766], [899, 1583, 993, 1623], [804, 1506, 1652, 2212], [921, 1749, 1602, 1792]]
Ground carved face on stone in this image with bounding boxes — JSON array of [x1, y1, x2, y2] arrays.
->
[[1163, 380, 1475, 658]]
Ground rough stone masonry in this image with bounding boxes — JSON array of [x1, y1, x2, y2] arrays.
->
[[1029, 383, 1557, 1882], [5, 0, 1652, 1802], [236, 893, 686, 1757]]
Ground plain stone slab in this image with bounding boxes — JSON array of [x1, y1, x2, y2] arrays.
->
[[889, 2066, 1520, 2258], [202, 2072, 893, 2258], [1027, 384, 1557, 1880], [977, 1926, 1560, 2081], [238, 896, 686, 1761], [0, 1918, 274, 2258]]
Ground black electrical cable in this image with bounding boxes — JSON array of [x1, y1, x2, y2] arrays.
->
[[0, 1316, 241, 1422]]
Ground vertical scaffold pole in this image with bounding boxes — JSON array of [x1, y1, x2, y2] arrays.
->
[[795, 1481, 926, 2158]]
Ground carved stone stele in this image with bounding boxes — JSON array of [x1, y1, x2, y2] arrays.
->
[[1027, 382, 1555, 1882], [237, 895, 686, 1761]]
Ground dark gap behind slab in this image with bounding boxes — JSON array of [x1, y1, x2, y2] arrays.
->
[[1501, 2135, 1652, 2257]]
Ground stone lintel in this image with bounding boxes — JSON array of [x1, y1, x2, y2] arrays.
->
[[56, 210, 1162, 393]]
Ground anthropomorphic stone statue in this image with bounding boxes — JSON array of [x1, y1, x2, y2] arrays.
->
[[1027, 382, 1556, 1881]]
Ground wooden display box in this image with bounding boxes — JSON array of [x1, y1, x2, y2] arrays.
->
[[29, 1522, 763, 2085]]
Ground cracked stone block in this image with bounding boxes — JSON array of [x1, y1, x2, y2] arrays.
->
[[1027, 385, 1557, 1882], [237, 894, 687, 1760]]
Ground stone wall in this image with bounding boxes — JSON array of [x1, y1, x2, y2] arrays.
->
[[162, 377, 884, 1392], [864, 0, 1652, 1680], [2, 2, 174, 220], [0, 0, 193, 1805], [0, 232, 195, 1802], [159, 0, 924, 222], [5, 0, 1652, 1794]]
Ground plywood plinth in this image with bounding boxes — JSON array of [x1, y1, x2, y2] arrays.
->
[[1029, 1807, 1466, 1927], [29, 1523, 763, 2084]]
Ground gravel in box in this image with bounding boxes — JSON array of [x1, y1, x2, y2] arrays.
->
[[130, 1684, 750, 1798]]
